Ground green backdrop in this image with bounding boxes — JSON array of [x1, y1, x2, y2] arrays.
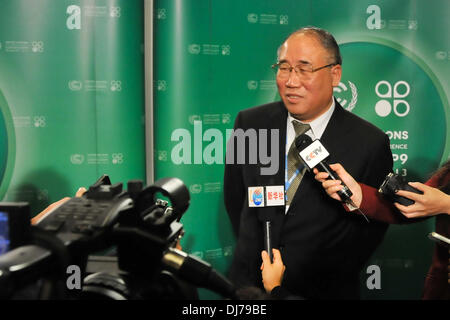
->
[[153, 0, 449, 299], [0, 0, 146, 212]]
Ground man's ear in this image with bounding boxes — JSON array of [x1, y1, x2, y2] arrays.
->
[[331, 64, 342, 87]]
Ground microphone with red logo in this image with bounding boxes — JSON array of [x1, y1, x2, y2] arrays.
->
[[295, 134, 353, 202], [295, 134, 370, 222]]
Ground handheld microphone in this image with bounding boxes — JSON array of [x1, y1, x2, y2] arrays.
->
[[257, 209, 274, 263], [263, 221, 273, 263], [295, 134, 353, 202], [295, 134, 370, 222]]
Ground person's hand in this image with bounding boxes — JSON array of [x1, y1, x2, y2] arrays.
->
[[313, 163, 363, 207], [395, 182, 450, 218], [31, 187, 87, 225], [261, 249, 286, 293]]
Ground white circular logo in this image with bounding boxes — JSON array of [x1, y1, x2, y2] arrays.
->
[[189, 184, 202, 194], [375, 80, 410, 117], [188, 44, 201, 55], [158, 150, 167, 161], [157, 9, 166, 20], [110, 80, 122, 91], [247, 80, 258, 90], [33, 116, 46, 127], [222, 113, 231, 124], [68, 80, 83, 91], [110, 6, 121, 18], [279, 15, 289, 25], [247, 13, 258, 23], [31, 41, 44, 53], [157, 80, 167, 91], [70, 154, 85, 165], [221, 45, 231, 56], [112, 153, 123, 164]]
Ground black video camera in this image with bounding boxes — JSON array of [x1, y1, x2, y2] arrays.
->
[[0, 175, 235, 300], [378, 173, 423, 206]]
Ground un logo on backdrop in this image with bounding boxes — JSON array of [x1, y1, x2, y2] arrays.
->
[[333, 81, 358, 112]]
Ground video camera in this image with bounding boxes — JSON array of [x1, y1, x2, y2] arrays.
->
[[0, 175, 236, 300], [378, 172, 423, 206]]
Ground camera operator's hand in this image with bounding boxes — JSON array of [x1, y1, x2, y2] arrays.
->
[[395, 182, 450, 218], [260, 249, 286, 293], [31, 187, 87, 225], [313, 163, 363, 207]]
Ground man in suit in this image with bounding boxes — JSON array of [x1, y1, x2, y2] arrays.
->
[[224, 26, 393, 299]]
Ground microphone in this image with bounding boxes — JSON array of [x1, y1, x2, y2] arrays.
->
[[295, 134, 353, 202], [257, 209, 274, 263], [161, 247, 236, 299], [295, 134, 370, 222], [263, 221, 273, 263]]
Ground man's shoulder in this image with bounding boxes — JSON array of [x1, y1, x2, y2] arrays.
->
[[235, 101, 286, 127], [336, 104, 386, 138], [238, 101, 285, 117]]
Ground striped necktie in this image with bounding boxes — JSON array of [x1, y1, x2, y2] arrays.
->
[[286, 121, 311, 206]]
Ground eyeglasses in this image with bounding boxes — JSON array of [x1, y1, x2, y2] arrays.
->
[[271, 61, 337, 79]]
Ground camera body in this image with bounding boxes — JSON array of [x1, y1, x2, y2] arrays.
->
[[378, 173, 423, 206], [0, 175, 200, 299]]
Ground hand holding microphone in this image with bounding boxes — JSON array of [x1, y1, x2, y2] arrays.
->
[[295, 134, 368, 221], [314, 163, 363, 208], [295, 134, 353, 202], [260, 248, 285, 293]]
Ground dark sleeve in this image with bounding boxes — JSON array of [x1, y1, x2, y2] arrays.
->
[[224, 112, 245, 237], [270, 286, 304, 300], [358, 181, 430, 224], [359, 183, 408, 224]]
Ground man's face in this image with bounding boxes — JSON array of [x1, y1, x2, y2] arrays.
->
[[276, 33, 342, 122]]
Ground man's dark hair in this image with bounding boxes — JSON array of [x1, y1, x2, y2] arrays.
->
[[277, 26, 342, 66]]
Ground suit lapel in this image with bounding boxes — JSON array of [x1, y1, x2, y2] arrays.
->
[[320, 101, 350, 146]]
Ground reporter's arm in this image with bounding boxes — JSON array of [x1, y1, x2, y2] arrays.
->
[[314, 163, 407, 224]]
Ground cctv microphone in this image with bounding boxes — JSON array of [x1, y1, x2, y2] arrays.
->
[[295, 134, 353, 203]]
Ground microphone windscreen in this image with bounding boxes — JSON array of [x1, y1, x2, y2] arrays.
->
[[295, 133, 313, 151]]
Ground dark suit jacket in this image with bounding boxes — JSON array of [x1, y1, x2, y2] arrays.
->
[[224, 100, 393, 299]]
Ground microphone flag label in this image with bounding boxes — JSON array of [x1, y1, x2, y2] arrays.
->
[[249, 186, 264, 207], [265, 185, 284, 206], [248, 186, 285, 207], [299, 140, 330, 170]]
